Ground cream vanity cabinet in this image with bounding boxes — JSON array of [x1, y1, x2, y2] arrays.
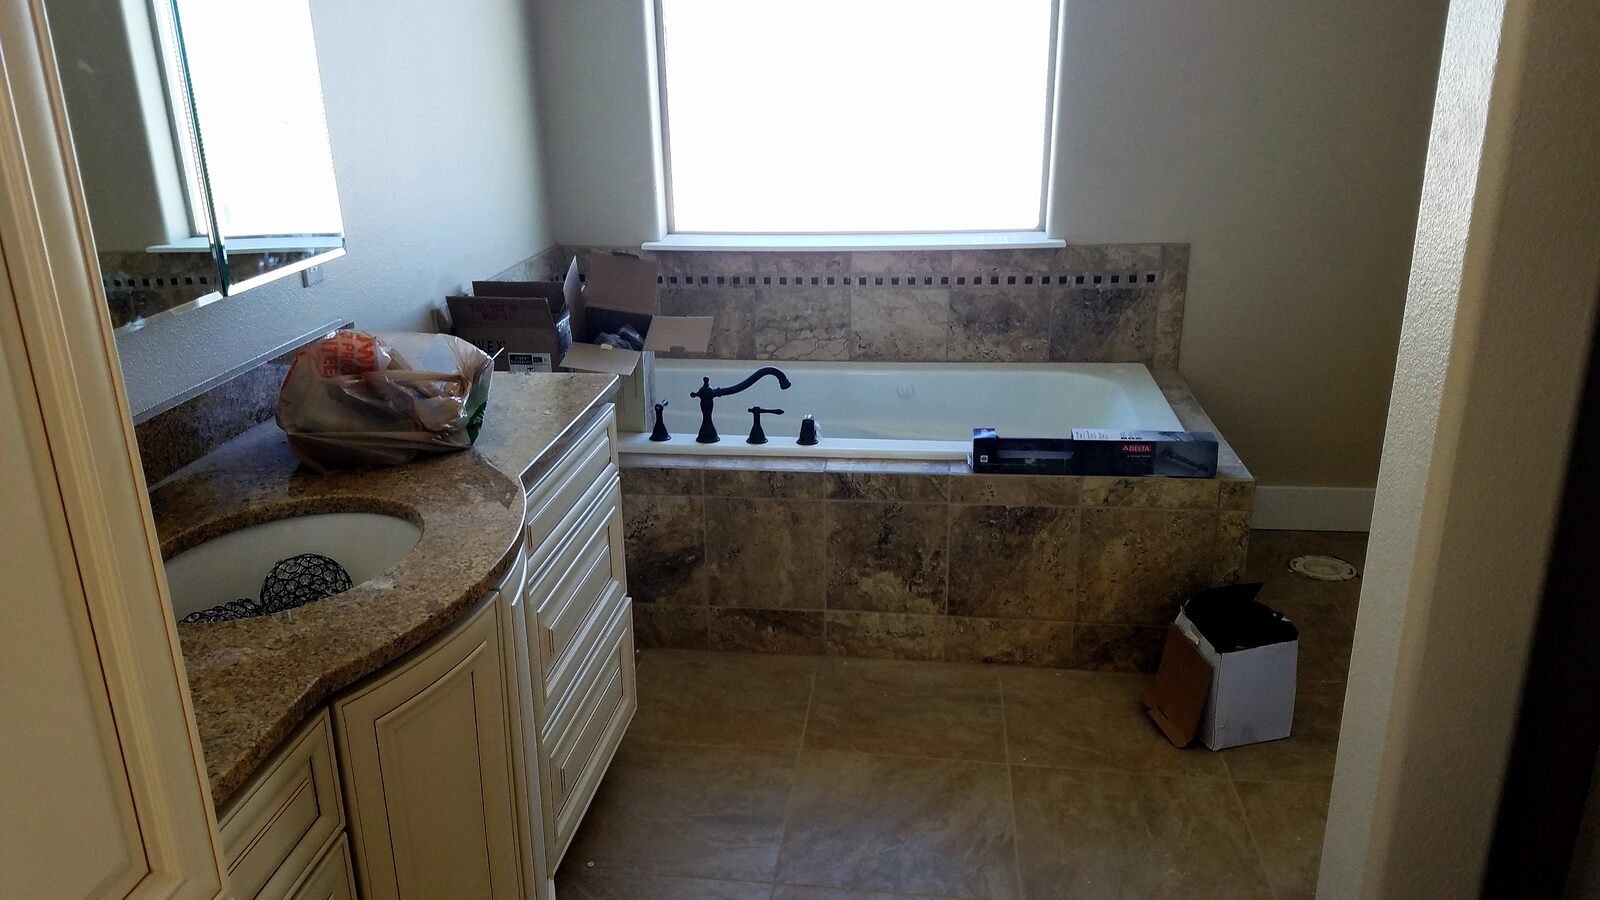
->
[[219, 406, 634, 900]]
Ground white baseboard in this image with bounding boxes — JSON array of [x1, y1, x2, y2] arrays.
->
[[1251, 485, 1376, 532]]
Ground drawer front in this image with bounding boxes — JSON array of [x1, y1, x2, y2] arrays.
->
[[542, 601, 636, 864], [219, 711, 343, 900], [528, 483, 625, 720], [286, 835, 356, 900], [524, 407, 617, 572]]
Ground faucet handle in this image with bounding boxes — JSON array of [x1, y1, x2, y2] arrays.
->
[[745, 406, 784, 445], [649, 400, 671, 442]]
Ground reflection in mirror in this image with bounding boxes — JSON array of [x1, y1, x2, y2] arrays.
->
[[43, 0, 346, 332], [175, 0, 344, 291]]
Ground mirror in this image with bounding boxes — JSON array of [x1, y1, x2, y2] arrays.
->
[[44, 0, 346, 331]]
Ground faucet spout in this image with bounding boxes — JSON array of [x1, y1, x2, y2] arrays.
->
[[709, 366, 791, 397], [689, 366, 792, 443]]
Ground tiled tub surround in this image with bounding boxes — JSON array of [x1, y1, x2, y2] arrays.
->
[[561, 243, 1190, 367], [623, 371, 1252, 672]]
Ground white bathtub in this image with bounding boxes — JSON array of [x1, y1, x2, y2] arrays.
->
[[617, 359, 1184, 460]]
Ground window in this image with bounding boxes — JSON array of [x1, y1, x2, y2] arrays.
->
[[657, 0, 1058, 236]]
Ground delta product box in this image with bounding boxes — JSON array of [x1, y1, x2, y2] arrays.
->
[[1071, 429, 1219, 478], [1171, 583, 1299, 750]]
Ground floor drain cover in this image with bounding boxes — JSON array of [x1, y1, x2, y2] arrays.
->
[[1289, 555, 1358, 582]]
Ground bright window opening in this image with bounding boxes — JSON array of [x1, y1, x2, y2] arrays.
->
[[658, 0, 1058, 235]]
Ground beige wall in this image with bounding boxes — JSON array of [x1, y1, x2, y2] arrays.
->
[[1048, 1, 1447, 488], [531, 0, 1449, 489], [1320, 0, 1600, 893], [115, 0, 554, 417]]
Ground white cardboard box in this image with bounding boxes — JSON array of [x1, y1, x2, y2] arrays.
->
[[1174, 606, 1298, 750]]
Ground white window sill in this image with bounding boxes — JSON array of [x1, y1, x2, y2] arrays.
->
[[641, 231, 1065, 253], [147, 235, 344, 254]]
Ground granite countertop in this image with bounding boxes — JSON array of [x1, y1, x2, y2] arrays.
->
[[158, 372, 617, 809]]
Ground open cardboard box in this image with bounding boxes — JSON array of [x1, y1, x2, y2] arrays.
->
[[449, 251, 711, 431], [446, 280, 570, 373]]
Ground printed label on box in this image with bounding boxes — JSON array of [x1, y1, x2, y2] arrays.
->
[[505, 352, 552, 373]]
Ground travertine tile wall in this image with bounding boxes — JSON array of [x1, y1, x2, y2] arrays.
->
[[622, 460, 1253, 672], [621, 374, 1254, 672], [560, 244, 1190, 366]]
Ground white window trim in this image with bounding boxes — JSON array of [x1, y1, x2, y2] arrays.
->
[[651, 0, 1064, 246], [642, 231, 1064, 252]]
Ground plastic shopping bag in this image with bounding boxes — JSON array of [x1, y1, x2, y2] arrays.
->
[[276, 330, 494, 472]]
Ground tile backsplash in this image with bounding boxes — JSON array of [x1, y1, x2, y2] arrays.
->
[[561, 244, 1189, 367]]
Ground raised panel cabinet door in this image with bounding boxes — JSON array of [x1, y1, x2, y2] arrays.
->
[[332, 594, 523, 900]]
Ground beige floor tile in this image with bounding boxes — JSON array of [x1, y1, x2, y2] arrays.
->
[[564, 738, 796, 882], [630, 649, 817, 750], [1220, 678, 1346, 783], [554, 868, 772, 900], [770, 886, 957, 899], [1247, 530, 1367, 607], [803, 657, 1005, 762], [775, 750, 1019, 899], [1001, 667, 1227, 778], [1011, 766, 1271, 899], [1235, 780, 1333, 900], [1278, 595, 1357, 684]]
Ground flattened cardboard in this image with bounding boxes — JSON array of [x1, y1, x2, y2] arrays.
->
[[642, 316, 713, 354], [585, 251, 661, 314], [559, 342, 641, 377], [1142, 625, 1213, 748]]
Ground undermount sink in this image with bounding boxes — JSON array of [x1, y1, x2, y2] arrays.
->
[[165, 513, 422, 622]]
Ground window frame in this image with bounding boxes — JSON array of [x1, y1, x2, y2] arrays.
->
[[651, 0, 1064, 243]]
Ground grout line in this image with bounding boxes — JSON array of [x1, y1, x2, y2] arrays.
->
[[769, 658, 820, 884], [700, 492, 712, 649], [999, 669, 1029, 900], [1223, 754, 1280, 900]]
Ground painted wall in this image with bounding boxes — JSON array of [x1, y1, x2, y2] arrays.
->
[[116, 0, 553, 417], [1320, 0, 1600, 892], [530, 0, 1449, 490]]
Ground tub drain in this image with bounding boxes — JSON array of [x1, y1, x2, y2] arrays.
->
[[1289, 555, 1358, 582]]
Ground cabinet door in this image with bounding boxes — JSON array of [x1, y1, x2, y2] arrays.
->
[[333, 594, 522, 900]]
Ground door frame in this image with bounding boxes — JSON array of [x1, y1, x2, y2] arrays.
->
[[0, 0, 224, 895]]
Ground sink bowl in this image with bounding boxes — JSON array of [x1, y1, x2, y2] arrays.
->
[[165, 513, 422, 622]]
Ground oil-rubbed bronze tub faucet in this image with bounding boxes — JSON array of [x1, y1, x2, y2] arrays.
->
[[690, 366, 791, 443]]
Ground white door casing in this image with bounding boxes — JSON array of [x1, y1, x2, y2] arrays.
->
[[0, 0, 226, 896]]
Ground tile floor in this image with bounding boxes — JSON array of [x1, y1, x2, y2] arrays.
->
[[557, 530, 1366, 900]]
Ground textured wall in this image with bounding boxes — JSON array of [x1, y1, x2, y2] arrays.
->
[[116, 0, 554, 418], [1322, 0, 1600, 894]]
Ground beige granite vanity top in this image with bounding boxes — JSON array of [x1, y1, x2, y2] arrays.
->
[[157, 372, 617, 809]]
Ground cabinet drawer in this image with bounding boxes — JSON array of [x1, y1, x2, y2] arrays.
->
[[528, 483, 624, 721], [287, 835, 356, 900], [524, 408, 616, 574], [218, 710, 343, 900], [542, 602, 636, 864]]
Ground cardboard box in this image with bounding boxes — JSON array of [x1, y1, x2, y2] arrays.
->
[[450, 252, 712, 431], [1171, 583, 1299, 750], [446, 280, 569, 373], [558, 252, 712, 432], [1071, 429, 1219, 478]]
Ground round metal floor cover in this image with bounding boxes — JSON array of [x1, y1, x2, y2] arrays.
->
[[1289, 554, 1358, 582]]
